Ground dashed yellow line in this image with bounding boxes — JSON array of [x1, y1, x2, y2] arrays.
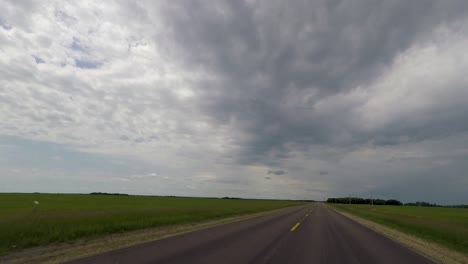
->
[[290, 208, 315, 232], [290, 222, 301, 231]]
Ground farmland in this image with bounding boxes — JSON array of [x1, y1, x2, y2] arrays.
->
[[0, 193, 304, 256], [330, 204, 468, 254]]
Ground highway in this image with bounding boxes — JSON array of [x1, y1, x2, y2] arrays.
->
[[68, 204, 434, 264]]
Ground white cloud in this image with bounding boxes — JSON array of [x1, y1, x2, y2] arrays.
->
[[361, 23, 468, 134], [0, 1, 236, 165]]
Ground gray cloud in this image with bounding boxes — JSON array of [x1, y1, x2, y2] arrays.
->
[[0, 19, 12, 30], [1, 0, 468, 203], [71, 37, 87, 52], [33, 56, 45, 64], [267, 170, 287, 175], [75, 59, 101, 69], [156, 0, 468, 163]]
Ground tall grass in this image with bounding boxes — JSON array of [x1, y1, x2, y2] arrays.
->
[[0, 193, 304, 255]]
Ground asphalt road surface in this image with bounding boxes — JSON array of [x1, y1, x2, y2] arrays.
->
[[68, 204, 434, 264]]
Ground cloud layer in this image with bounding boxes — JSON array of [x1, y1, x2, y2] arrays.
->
[[1, 0, 468, 203]]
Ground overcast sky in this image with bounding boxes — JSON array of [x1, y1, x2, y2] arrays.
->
[[1, 1, 468, 203]]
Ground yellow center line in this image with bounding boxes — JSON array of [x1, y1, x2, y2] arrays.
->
[[290, 222, 301, 231]]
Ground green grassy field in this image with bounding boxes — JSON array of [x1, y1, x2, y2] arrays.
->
[[0, 193, 304, 256], [330, 204, 468, 254]]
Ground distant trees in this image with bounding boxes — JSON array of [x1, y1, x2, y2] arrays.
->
[[404, 201, 437, 207], [326, 198, 468, 208], [385, 199, 403, 206], [327, 197, 402, 206], [89, 192, 129, 196], [450, 204, 468, 208], [371, 199, 386, 205], [327, 197, 365, 204], [303, 197, 468, 208], [403, 201, 468, 208]]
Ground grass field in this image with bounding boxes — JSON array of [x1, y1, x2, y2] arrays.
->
[[330, 204, 468, 254], [0, 193, 304, 256]]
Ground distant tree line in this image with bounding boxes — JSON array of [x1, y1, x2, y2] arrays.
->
[[449, 205, 468, 208], [327, 197, 402, 206], [327, 197, 468, 208], [404, 201, 438, 207], [404, 201, 468, 208], [89, 192, 129, 196]]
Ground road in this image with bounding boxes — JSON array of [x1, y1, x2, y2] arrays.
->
[[68, 204, 434, 264]]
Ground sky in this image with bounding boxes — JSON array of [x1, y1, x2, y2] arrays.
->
[[1, 0, 468, 204]]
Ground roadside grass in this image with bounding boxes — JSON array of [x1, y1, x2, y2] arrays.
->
[[0, 193, 304, 256], [330, 204, 468, 255]]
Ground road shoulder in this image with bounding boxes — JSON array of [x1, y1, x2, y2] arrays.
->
[[327, 204, 468, 264]]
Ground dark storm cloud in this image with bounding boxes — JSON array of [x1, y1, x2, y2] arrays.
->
[[157, 0, 468, 164]]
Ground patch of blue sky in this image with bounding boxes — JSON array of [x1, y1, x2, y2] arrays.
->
[[75, 59, 102, 69], [33, 56, 45, 64]]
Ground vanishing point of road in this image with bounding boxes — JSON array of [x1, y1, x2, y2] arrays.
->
[[68, 204, 434, 264]]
